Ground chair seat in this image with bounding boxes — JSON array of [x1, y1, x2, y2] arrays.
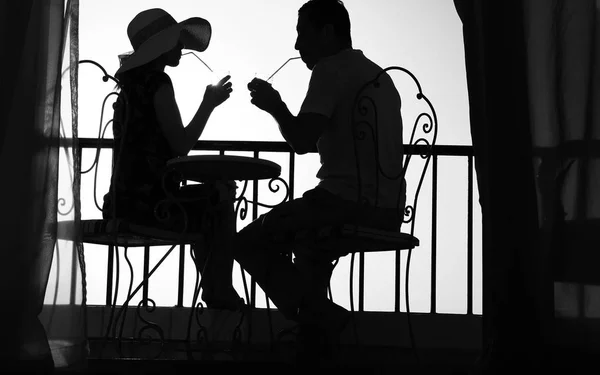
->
[[339, 224, 419, 252], [57, 219, 201, 247], [293, 224, 419, 254]]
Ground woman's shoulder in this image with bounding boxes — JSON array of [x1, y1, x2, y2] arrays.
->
[[146, 71, 172, 89], [129, 72, 171, 100]]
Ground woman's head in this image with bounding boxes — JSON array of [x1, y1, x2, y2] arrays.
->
[[115, 41, 183, 86], [160, 41, 185, 68], [115, 8, 211, 78]]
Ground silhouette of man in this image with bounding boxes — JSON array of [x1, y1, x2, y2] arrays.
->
[[236, 0, 405, 362]]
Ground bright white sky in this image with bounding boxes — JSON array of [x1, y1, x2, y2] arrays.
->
[[72, 0, 481, 315]]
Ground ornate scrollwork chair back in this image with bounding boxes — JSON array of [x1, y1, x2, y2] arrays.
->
[[342, 65, 438, 251], [341, 65, 438, 351], [392, 67, 439, 239]]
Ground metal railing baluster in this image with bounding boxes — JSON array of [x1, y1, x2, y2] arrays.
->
[[431, 153, 438, 313], [467, 155, 474, 315], [177, 244, 185, 307]]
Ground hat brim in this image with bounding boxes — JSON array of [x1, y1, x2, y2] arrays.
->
[[179, 18, 211, 53], [116, 17, 211, 76]]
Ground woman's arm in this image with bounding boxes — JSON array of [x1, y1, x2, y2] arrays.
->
[[154, 75, 232, 156]]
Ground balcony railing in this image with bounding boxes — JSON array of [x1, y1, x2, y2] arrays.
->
[[75, 138, 481, 359]]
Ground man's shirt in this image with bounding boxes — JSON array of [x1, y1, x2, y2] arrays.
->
[[300, 49, 406, 209]]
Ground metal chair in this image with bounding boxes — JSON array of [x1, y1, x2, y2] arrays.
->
[[62, 60, 245, 359], [277, 66, 438, 358]]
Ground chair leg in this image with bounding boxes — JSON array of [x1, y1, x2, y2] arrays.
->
[[185, 243, 210, 359]]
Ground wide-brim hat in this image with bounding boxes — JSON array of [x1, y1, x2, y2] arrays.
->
[[116, 8, 211, 75]]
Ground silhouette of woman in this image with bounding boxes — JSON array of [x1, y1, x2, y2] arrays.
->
[[103, 8, 241, 310]]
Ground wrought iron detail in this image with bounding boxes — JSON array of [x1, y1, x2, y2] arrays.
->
[[232, 313, 244, 348], [186, 246, 209, 358], [233, 177, 290, 222], [114, 246, 135, 357], [404, 205, 415, 224], [57, 197, 74, 216], [194, 302, 208, 346], [105, 243, 178, 358], [58, 59, 121, 215], [234, 193, 249, 221], [347, 66, 439, 359], [350, 65, 438, 233], [135, 299, 165, 359]]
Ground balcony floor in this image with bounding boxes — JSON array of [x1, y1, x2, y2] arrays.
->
[[52, 338, 481, 374], [51, 338, 600, 374]]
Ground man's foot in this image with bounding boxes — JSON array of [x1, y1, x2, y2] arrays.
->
[[295, 319, 350, 366], [295, 303, 352, 366], [202, 288, 246, 311], [295, 323, 326, 366], [298, 298, 352, 332]]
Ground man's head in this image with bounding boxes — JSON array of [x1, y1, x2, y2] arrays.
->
[[295, 0, 352, 70]]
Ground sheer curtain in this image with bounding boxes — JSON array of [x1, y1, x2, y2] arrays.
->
[[454, 0, 600, 370], [0, 0, 87, 371], [525, 0, 600, 351]]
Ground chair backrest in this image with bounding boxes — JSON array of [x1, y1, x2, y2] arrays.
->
[[73, 60, 121, 216], [351, 66, 438, 236], [79, 60, 194, 241]]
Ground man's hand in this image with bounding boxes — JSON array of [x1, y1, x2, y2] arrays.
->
[[247, 78, 283, 114]]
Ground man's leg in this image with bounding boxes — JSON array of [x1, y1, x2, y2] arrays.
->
[[293, 244, 335, 301], [233, 214, 304, 320], [233, 190, 359, 365], [233, 190, 351, 323]]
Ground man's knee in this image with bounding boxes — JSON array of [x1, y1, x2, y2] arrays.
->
[[232, 216, 265, 255], [233, 214, 296, 262]]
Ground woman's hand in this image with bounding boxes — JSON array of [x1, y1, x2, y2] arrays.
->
[[203, 75, 233, 108]]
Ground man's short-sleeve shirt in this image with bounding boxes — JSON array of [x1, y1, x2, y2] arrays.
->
[[299, 49, 405, 209]]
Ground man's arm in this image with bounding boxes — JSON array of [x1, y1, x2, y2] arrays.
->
[[248, 78, 327, 155], [268, 100, 328, 155]]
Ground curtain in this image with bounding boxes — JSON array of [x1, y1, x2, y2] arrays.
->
[[0, 0, 87, 372], [455, 0, 600, 371]]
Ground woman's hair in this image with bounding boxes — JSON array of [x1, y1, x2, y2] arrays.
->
[[115, 62, 151, 89], [299, 0, 352, 48], [115, 52, 167, 89]]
